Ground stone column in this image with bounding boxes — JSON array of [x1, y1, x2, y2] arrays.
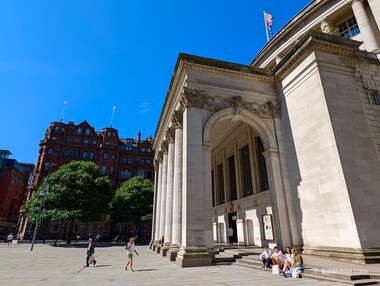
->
[[168, 111, 183, 261], [162, 130, 175, 256], [351, 0, 380, 52], [236, 219, 246, 246], [176, 105, 212, 267], [263, 149, 291, 248], [368, 0, 380, 34], [150, 167, 158, 249], [152, 155, 163, 251], [157, 145, 168, 253]]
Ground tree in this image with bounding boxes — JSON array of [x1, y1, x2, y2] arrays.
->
[[25, 161, 114, 244], [108, 176, 153, 239]]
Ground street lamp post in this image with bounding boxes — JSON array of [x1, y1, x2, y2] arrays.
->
[[30, 183, 49, 251]]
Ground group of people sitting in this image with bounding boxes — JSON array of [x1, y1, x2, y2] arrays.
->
[[259, 246, 304, 278]]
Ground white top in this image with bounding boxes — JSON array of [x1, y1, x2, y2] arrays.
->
[[271, 250, 285, 262], [259, 249, 272, 259], [127, 242, 135, 255], [285, 253, 294, 262], [7, 234, 14, 241]]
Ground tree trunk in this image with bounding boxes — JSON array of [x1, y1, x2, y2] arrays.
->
[[66, 218, 75, 244]]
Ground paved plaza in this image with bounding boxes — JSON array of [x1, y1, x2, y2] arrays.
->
[[0, 242, 343, 286]]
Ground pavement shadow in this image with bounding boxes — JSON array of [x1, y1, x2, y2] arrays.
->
[[135, 269, 158, 272], [93, 265, 112, 268]]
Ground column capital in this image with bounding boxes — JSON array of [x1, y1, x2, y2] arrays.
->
[[156, 151, 163, 163], [171, 110, 183, 129], [166, 128, 175, 143]]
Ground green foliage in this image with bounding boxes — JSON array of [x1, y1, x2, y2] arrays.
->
[[108, 176, 153, 226], [25, 161, 114, 224]]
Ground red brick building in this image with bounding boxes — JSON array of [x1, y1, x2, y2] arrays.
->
[[0, 153, 34, 238], [18, 120, 154, 240]]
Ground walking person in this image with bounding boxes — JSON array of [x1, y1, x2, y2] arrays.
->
[[6, 233, 14, 247], [125, 237, 139, 271], [85, 238, 96, 267]]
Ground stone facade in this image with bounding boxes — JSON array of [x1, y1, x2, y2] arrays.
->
[[152, 0, 380, 266]]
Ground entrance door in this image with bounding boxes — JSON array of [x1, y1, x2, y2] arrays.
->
[[228, 212, 238, 244]]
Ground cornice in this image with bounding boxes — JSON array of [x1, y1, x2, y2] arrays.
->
[[274, 31, 363, 79]]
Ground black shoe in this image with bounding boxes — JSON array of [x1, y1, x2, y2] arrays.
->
[[93, 260, 97, 266], [85, 265, 89, 267]]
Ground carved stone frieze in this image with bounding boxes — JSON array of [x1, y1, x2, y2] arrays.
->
[[181, 87, 280, 118], [166, 128, 175, 143]]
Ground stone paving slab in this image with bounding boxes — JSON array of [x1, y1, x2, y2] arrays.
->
[[0, 243, 341, 286]]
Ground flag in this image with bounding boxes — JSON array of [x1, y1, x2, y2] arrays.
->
[[113, 106, 116, 110], [265, 12, 273, 34]]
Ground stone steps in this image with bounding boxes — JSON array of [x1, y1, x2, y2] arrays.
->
[[214, 247, 380, 285]]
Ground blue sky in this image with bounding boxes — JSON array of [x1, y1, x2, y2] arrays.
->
[[0, 0, 311, 164]]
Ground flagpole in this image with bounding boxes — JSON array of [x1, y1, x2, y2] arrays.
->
[[263, 11, 269, 42], [60, 101, 68, 122], [110, 106, 116, 127]]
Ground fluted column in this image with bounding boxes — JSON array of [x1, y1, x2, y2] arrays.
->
[[152, 154, 163, 251], [150, 167, 158, 249], [168, 111, 183, 261], [162, 130, 175, 256], [351, 0, 380, 52], [157, 146, 168, 253], [176, 105, 212, 267]]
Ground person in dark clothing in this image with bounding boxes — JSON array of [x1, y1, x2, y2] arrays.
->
[[85, 238, 97, 267]]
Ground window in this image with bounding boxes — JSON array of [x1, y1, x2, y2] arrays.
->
[[85, 129, 90, 135], [256, 137, 269, 192], [147, 171, 152, 179], [52, 136, 57, 141], [82, 152, 88, 159], [241, 145, 253, 196], [89, 152, 95, 159], [66, 138, 71, 143], [146, 159, 151, 164], [367, 91, 380, 106], [107, 131, 111, 136], [122, 157, 127, 164], [138, 170, 144, 178], [141, 159, 145, 164], [217, 164, 225, 204], [102, 166, 107, 174], [64, 150, 70, 157], [105, 141, 110, 145], [141, 148, 146, 152], [54, 126, 59, 131], [228, 156, 237, 201], [121, 169, 132, 179], [338, 16, 360, 39], [147, 148, 152, 152], [47, 148, 53, 157], [71, 150, 76, 158], [128, 158, 133, 164], [112, 154, 116, 160], [110, 166, 114, 175], [93, 140, 97, 145], [77, 128, 82, 135], [103, 153, 109, 161], [84, 139, 89, 144], [75, 138, 80, 143]]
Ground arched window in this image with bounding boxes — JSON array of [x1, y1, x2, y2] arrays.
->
[[122, 157, 127, 164], [77, 128, 82, 135], [138, 170, 144, 178], [47, 148, 53, 156], [141, 159, 145, 164], [121, 169, 132, 179], [82, 152, 88, 159], [54, 126, 59, 131], [110, 166, 114, 175], [64, 150, 70, 157], [89, 152, 95, 159], [102, 165, 107, 174], [85, 129, 90, 135], [103, 153, 108, 161]]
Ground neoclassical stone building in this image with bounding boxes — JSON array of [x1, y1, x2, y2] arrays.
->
[[151, 0, 380, 267]]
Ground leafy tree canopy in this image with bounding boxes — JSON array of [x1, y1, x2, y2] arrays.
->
[[25, 160, 114, 224], [108, 176, 153, 226]]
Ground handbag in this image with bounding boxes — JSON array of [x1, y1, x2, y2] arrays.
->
[[272, 265, 280, 274], [89, 255, 95, 264], [292, 269, 301, 278]]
